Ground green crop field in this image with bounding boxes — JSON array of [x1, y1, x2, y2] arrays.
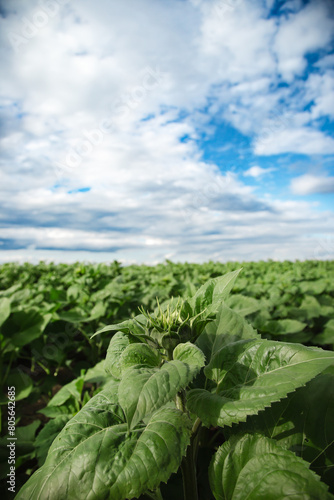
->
[[1, 260, 334, 499]]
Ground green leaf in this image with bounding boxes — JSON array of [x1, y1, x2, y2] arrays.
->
[[173, 342, 206, 369], [14, 421, 40, 457], [92, 314, 148, 338], [209, 433, 333, 500], [109, 407, 192, 499], [104, 331, 132, 378], [237, 368, 334, 488], [44, 376, 84, 407], [184, 269, 242, 318], [16, 388, 191, 500], [15, 385, 123, 500], [4, 368, 33, 401], [35, 416, 72, 466], [9, 311, 52, 347], [288, 296, 323, 323], [225, 294, 262, 317], [0, 297, 10, 327], [318, 295, 334, 316], [57, 308, 88, 323], [0, 283, 21, 297], [299, 296, 322, 320], [38, 402, 78, 419], [88, 301, 106, 321], [119, 343, 161, 372], [299, 279, 327, 295], [196, 303, 259, 364], [66, 284, 82, 301], [39, 376, 86, 417], [314, 319, 334, 346], [187, 339, 334, 427], [119, 358, 201, 430], [260, 318, 307, 335]]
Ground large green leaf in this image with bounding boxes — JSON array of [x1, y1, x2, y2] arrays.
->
[[196, 303, 259, 364], [109, 407, 191, 499], [119, 354, 203, 430], [184, 269, 242, 318], [187, 339, 334, 427], [237, 367, 334, 489], [15, 385, 124, 500], [16, 387, 191, 500], [209, 433, 333, 500]]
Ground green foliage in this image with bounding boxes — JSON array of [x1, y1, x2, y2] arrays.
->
[[209, 434, 332, 500], [118, 358, 197, 430], [119, 342, 161, 372], [188, 339, 334, 427], [16, 387, 192, 500], [13, 265, 334, 500]]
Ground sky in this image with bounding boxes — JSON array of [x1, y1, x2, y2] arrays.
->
[[0, 0, 334, 265]]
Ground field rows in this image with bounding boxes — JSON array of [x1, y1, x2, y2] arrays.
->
[[1, 259, 333, 498]]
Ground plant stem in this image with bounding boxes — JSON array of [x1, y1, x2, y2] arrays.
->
[[175, 395, 201, 500], [36, 360, 50, 375], [191, 417, 202, 465], [181, 440, 199, 500], [3, 350, 15, 386]]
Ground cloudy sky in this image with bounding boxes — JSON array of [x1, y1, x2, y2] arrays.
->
[[0, 0, 334, 264]]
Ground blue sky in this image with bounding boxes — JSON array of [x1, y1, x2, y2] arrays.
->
[[0, 0, 334, 264]]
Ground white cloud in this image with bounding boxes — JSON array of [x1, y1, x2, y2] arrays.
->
[[254, 128, 334, 156], [291, 174, 334, 195], [274, 1, 334, 82], [0, 0, 333, 264], [305, 71, 334, 120], [197, 1, 276, 83], [243, 166, 275, 178]]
